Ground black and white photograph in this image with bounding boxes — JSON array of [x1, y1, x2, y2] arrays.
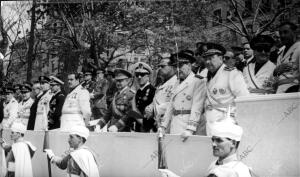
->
[[0, 0, 299, 176]]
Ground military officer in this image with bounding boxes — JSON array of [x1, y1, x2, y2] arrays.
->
[[34, 76, 53, 130], [243, 35, 276, 94], [17, 85, 34, 127], [273, 21, 300, 93], [13, 84, 23, 102], [81, 70, 96, 94], [132, 62, 156, 132], [92, 68, 109, 118], [2, 87, 18, 128], [145, 57, 177, 127], [48, 76, 66, 130], [202, 44, 249, 136], [97, 68, 135, 132], [105, 69, 118, 107], [160, 51, 206, 141], [159, 122, 252, 177], [60, 73, 91, 131]]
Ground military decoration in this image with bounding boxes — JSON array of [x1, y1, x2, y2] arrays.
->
[[213, 88, 218, 95], [219, 88, 226, 95], [186, 95, 192, 101]]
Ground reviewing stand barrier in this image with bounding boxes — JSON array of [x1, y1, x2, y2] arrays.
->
[[0, 93, 299, 177]]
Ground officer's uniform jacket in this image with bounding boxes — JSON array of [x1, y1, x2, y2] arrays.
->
[[48, 91, 65, 130], [2, 97, 18, 128], [151, 75, 177, 122], [17, 98, 34, 126], [276, 41, 300, 93], [60, 85, 91, 131], [98, 86, 135, 132], [205, 64, 249, 135], [207, 154, 251, 177], [34, 90, 53, 130], [243, 60, 276, 94], [161, 72, 206, 134], [132, 82, 156, 132]]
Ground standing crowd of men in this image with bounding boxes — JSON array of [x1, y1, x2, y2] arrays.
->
[[0, 21, 299, 177]]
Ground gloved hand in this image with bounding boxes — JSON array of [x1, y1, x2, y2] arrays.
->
[[108, 125, 118, 132], [159, 169, 180, 177], [44, 149, 55, 159], [180, 130, 193, 142]]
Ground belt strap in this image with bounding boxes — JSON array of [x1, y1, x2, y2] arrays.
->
[[173, 109, 191, 116]]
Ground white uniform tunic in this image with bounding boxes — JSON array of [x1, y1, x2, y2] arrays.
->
[[207, 154, 251, 177], [243, 60, 276, 94], [60, 85, 91, 132], [152, 75, 177, 121], [17, 98, 34, 127], [205, 64, 249, 135], [2, 97, 18, 128], [34, 90, 53, 130], [161, 72, 206, 134], [276, 41, 300, 93]]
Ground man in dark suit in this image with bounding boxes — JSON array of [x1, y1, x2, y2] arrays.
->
[[48, 76, 66, 130], [27, 81, 44, 130]]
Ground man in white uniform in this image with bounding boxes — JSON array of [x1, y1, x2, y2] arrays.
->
[[34, 76, 53, 130], [159, 122, 252, 177], [2, 87, 18, 128], [202, 44, 249, 135], [273, 21, 300, 93], [45, 125, 100, 177], [61, 73, 91, 131], [160, 51, 206, 141], [145, 57, 177, 125], [17, 85, 34, 127], [243, 35, 276, 94]]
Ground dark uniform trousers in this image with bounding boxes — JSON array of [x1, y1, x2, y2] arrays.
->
[[48, 91, 66, 130]]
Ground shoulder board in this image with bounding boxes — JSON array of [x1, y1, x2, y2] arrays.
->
[[194, 75, 204, 79], [224, 66, 236, 71]]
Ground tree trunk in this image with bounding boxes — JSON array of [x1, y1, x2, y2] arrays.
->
[[26, 0, 36, 82], [0, 0, 9, 86]]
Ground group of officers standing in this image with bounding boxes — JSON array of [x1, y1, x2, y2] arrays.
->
[[0, 21, 299, 177]]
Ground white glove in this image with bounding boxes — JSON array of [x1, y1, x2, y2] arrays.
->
[[159, 169, 180, 177], [180, 130, 193, 142], [44, 149, 55, 159], [94, 124, 101, 133], [108, 125, 118, 132]]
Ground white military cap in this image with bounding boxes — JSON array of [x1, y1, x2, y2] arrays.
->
[[69, 125, 90, 139], [211, 122, 243, 141], [11, 122, 26, 134], [209, 166, 238, 177], [135, 62, 152, 74]]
